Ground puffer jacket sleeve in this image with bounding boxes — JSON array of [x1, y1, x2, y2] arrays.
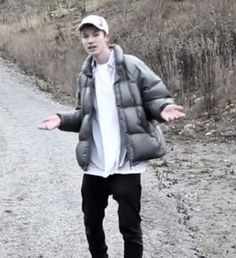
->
[[57, 75, 82, 132], [136, 58, 174, 122]]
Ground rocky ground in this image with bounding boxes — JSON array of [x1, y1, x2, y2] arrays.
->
[[0, 57, 236, 258]]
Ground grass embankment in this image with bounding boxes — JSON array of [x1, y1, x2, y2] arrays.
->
[[0, 0, 235, 116]]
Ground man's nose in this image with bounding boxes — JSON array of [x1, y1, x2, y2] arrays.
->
[[88, 36, 94, 43]]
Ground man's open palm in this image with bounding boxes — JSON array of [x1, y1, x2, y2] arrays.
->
[[160, 104, 186, 122], [38, 115, 61, 130]]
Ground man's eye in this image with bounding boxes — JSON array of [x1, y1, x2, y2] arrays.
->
[[94, 33, 99, 37]]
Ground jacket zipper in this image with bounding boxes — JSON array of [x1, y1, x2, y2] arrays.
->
[[114, 72, 134, 167], [83, 76, 94, 171]]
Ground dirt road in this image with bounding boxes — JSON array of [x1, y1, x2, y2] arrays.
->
[[0, 57, 235, 258]]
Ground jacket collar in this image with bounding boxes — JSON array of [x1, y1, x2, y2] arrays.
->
[[81, 44, 125, 78], [91, 49, 115, 70]]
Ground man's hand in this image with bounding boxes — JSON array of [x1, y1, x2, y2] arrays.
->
[[160, 104, 186, 122], [38, 115, 61, 130]]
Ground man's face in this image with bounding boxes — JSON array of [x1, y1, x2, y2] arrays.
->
[[81, 26, 109, 56]]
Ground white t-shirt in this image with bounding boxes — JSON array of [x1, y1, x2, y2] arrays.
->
[[85, 51, 146, 177]]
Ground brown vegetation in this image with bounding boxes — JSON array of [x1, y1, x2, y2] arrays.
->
[[0, 0, 235, 116]]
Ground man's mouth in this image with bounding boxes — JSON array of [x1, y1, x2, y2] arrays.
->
[[88, 46, 97, 51]]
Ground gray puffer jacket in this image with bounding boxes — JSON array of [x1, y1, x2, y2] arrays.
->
[[58, 45, 174, 170]]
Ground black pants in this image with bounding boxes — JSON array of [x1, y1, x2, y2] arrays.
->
[[81, 173, 143, 258]]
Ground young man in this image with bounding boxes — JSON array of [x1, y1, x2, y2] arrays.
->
[[39, 15, 185, 258]]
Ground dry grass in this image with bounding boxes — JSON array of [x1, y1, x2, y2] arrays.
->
[[110, 0, 236, 116], [0, 12, 84, 96], [0, 0, 235, 114]]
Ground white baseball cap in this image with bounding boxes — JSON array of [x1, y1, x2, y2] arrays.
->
[[78, 15, 109, 34]]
